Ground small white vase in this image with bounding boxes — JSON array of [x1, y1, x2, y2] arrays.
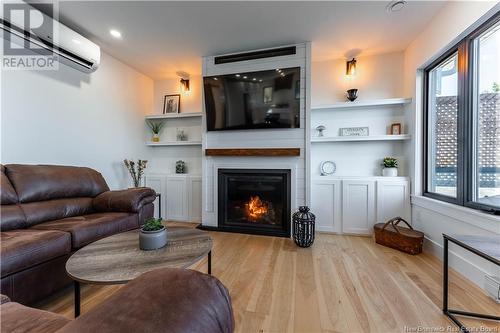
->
[[382, 167, 398, 177]]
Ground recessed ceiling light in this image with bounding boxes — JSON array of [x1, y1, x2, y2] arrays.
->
[[243, 76, 248, 79], [386, 0, 407, 12], [252, 78, 257, 81], [213, 77, 218, 80], [235, 74, 240, 77], [109, 29, 122, 39]]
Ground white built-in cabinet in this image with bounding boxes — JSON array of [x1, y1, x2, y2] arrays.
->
[[376, 179, 410, 223], [311, 180, 342, 233], [312, 177, 410, 235], [342, 179, 376, 235], [165, 176, 189, 221], [145, 173, 202, 222]]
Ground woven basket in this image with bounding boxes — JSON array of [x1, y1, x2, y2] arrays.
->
[[374, 217, 424, 255]]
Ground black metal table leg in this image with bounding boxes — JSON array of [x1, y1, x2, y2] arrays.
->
[[74, 281, 81, 318], [208, 251, 212, 275], [441, 234, 500, 333], [156, 193, 162, 220]]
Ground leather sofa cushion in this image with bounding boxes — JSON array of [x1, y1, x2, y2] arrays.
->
[[1, 302, 70, 333], [21, 198, 93, 228], [1, 205, 27, 231], [1, 165, 18, 205], [58, 268, 234, 333], [31, 213, 138, 249], [4, 164, 109, 203], [1, 230, 71, 276]]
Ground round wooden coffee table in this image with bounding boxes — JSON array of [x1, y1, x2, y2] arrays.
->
[[66, 226, 212, 317]]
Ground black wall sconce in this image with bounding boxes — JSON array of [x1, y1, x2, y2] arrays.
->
[[346, 58, 357, 76], [180, 78, 190, 93]]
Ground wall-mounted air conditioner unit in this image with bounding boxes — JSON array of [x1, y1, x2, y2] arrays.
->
[[0, 3, 100, 73]]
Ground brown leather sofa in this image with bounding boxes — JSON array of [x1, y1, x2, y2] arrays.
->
[[0, 164, 156, 305], [1, 268, 235, 333]]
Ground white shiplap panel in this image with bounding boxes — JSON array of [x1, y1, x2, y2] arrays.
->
[[201, 42, 311, 232]]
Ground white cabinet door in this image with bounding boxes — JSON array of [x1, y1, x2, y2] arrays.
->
[[145, 174, 167, 219], [189, 176, 202, 222], [376, 179, 410, 223], [311, 180, 341, 233], [342, 180, 376, 235], [166, 175, 188, 221]]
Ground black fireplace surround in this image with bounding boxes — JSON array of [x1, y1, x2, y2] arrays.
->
[[218, 169, 291, 237]]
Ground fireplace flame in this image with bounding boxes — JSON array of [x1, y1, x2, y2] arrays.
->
[[245, 196, 269, 222]]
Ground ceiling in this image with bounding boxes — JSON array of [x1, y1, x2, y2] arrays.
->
[[48, 1, 447, 79]]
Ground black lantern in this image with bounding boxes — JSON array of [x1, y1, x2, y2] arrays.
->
[[292, 206, 315, 247]]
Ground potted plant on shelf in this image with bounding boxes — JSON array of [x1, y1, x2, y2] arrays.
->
[[139, 218, 167, 250], [382, 157, 398, 177], [146, 120, 165, 142]]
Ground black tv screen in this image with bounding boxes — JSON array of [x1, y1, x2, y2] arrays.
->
[[204, 67, 300, 131]]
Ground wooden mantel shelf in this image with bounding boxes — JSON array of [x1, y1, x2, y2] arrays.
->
[[205, 148, 300, 157]]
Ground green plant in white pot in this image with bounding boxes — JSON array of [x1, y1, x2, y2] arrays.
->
[[139, 218, 167, 250], [382, 157, 398, 177], [146, 120, 165, 142]]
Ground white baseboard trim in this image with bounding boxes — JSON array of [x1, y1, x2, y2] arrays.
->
[[423, 236, 490, 290]]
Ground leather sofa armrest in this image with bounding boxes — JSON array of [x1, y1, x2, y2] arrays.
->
[[92, 188, 156, 214], [57, 268, 234, 333], [0, 294, 11, 304]]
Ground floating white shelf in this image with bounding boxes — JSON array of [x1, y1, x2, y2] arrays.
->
[[146, 141, 202, 146], [311, 134, 411, 143], [312, 98, 411, 111], [145, 112, 203, 120]]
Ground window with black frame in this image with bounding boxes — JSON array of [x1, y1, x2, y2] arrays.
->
[[424, 13, 500, 214]]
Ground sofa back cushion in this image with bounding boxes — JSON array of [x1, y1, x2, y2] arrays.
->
[[2, 165, 109, 228], [1, 205, 26, 231], [5, 164, 109, 203], [1, 165, 26, 231], [21, 198, 94, 227], [1, 165, 18, 205]]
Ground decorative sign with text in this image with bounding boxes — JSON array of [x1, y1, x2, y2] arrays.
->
[[339, 127, 369, 136]]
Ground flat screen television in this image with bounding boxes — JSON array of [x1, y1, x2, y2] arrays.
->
[[204, 67, 300, 131]]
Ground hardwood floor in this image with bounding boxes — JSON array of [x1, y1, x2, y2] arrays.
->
[[38, 223, 500, 332]]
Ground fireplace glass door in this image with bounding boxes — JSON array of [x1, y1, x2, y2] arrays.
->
[[218, 169, 291, 237]]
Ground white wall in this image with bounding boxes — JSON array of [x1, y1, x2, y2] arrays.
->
[[1, 52, 154, 189], [312, 51, 404, 105], [152, 76, 202, 115], [311, 52, 409, 178], [403, 2, 500, 289], [147, 76, 203, 175]]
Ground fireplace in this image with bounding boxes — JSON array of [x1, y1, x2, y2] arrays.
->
[[218, 169, 291, 237]]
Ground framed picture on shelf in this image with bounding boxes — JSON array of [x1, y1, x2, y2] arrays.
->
[[263, 86, 273, 104], [163, 94, 180, 114], [390, 123, 402, 135]]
